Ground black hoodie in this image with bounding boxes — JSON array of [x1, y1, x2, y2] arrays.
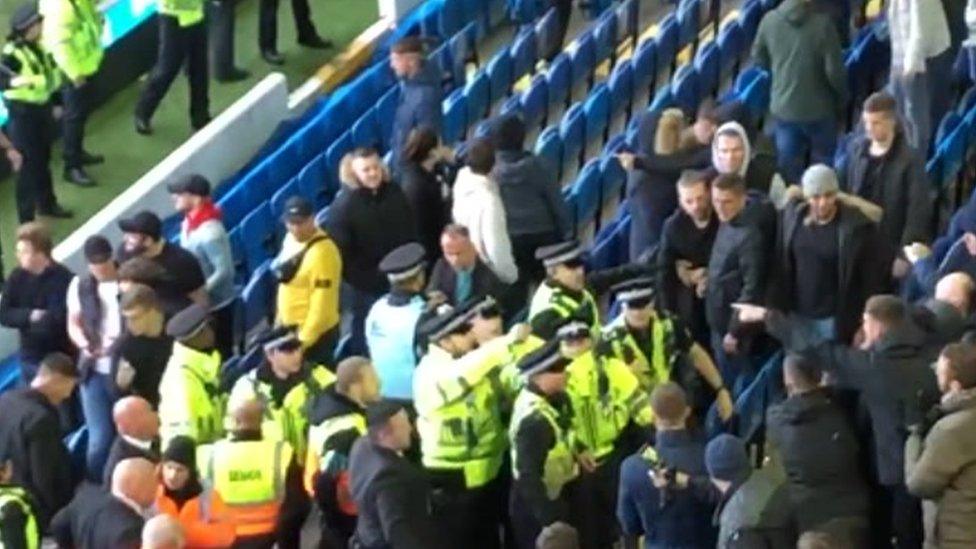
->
[[308, 387, 367, 512]]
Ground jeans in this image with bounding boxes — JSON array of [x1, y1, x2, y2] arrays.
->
[[342, 284, 380, 357], [773, 117, 838, 185], [78, 371, 117, 482], [709, 331, 754, 395]]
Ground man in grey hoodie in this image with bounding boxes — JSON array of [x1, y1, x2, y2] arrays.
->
[[752, 0, 847, 185]]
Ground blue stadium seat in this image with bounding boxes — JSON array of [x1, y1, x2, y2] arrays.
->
[[228, 226, 247, 284], [242, 260, 276, 337], [958, 87, 976, 116], [717, 20, 744, 78], [464, 71, 491, 125], [448, 23, 475, 87], [600, 154, 626, 205], [571, 31, 597, 89], [443, 88, 468, 145], [579, 0, 611, 20], [695, 42, 720, 98], [297, 153, 329, 209], [352, 108, 383, 151], [584, 83, 611, 146], [419, 0, 443, 37], [295, 115, 330, 167], [486, 0, 508, 31], [521, 75, 549, 129], [512, 27, 538, 80], [560, 103, 586, 171], [240, 160, 275, 214], [272, 136, 303, 183], [270, 178, 299, 219], [593, 10, 618, 66], [241, 202, 278, 275], [325, 131, 354, 198], [734, 65, 764, 95], [603, 133, 627, 156], [608, 61, 633, 121], [655, 13, 680, 76], [316, 205, 332, 230], [572, 159, 602, 231], [511, 0, 541, 24], [739, 70, 770, 120], [360, 60, 397, 108], [473, 119, 494, 139], [440, 0, 465, 39], [650, 86, 676, 112], [376, 87, 400, 149], [631, 39, 657, 100], [535, 8, 562, 61], [617, 0, 639, 43], [676, 0, 700, 50], [546, 53, 573, 109], [500, 94, 522, 117], [740, 0, 762, 43], [587, 217, 625, 271], [487, 49, 513, 105], [218, 179, 255, 230], [937, 112, 963, 149], [430, 42, 453, 87], [671, 64, 700, 115], [535, 126, 562, 178]]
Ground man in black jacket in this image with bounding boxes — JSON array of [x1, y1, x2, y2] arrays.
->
[[0, 222, 74, 381], [349, 400, 440, 549], [735, 295, 939, 549], [52, 457, 155, 548], [705, 173, 770, 388], [102, 396, 160, 486], [769, 165, 885, 344], [427, 225, 506, 308], [0, 352, 77, 529], [765, 354, 869, 546], [837, 92, 932, 279]]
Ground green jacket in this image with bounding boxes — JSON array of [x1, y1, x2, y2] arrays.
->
[[40, 0, 103, 81], [751, 0, 847, 122]]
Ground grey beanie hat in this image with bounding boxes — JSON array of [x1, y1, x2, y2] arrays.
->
[[801, 164, 840, 197]]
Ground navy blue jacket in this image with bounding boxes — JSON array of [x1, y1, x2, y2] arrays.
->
[[391, 62, 443, 166], [617, 430, 717, 549]]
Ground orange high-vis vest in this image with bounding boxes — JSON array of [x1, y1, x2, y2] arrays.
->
[[155, 486, 237, 548]]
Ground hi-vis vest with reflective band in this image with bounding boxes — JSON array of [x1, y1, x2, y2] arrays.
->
[[0, 486, 38, 549], [414, 336, 523, 488], [509, 390, 578, 500], [304, 412, 366, 514], [159, 343, 225, 446], [39, 0, 102, 81], [158, 0, 204, 27], [228, 365, 335, 466], [1, 42, 60, 104], [201, 438, 293, 537], [528, 282, 600, 333], [602, 313, 677, 392], [565, 351, 653, 460]]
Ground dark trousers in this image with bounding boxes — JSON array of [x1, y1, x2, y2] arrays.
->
[[135, 15, 210, 128], [306, 327, 338, 367], [258, 0, 317, 52], [212, 300, 236, 359], [427, 469, 505, 549], [342, 284, 380, 357], [511, 231, 559, 305], [571, 453, 620, 549], [509, 482, 569, 549], [871, 483, 923, 549], [208, 0, 238, 78], [61, 79, 91, 169], [7, 101, 57, 223], [773, 117, 837, 185]]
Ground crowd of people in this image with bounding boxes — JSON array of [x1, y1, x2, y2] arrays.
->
[[0, 0, 974, 548]]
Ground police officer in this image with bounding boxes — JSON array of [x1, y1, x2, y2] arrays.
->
[[365, 242, 429, 404], [257, 0, 330, 65], [198, 397, 307, 549], [305, 356, 381, 548], [560, 320, 653, 549], [529, 241, 600, 339], [1, 3, 72, 222], [40, 0, 103, 186], [509, 341, 581, 549], [228, 326, 335, 467], [133, 0, 209, 135], [158, 304, 225, 446], [601, 277, 734, 421], [208, 0, 248, 82], [0, 453, 40, 549]]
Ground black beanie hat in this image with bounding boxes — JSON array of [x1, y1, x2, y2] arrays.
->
[[491, 114, 526, 151], [162, 435, 196, 470]]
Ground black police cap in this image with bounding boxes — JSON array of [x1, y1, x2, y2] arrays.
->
[[611, 276, 656, 304], [516, 339, 569, 377], [535, 240, 584, 267], [419, 303, 477, 343], [165, 304, 210, 341], [257, 325, 301, 352], [379, 242, 426, 281]]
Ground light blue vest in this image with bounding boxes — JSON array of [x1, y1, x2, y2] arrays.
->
[[365, 294, 426, 400]]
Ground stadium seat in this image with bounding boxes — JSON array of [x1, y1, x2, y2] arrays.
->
[[958, 86, 976, 116], [297, 153, 330, 209], [593, 10, 618, 66], [473, 119, 494, 139], [271, 136, 303, 183], [535, 126, 562, 179], [584, 83, 611, 146], [671, 64, 700, 115], [600, 154, 626, 206], [316, 205, 332, 230], [521, 75, 549, 129], [430, 42, 453, 87], [695, 42, 720, 98], [487, 0, 508, 31], [325, 131, 354, 198], [241, 202, 278, 275], [603, 133, 627, 156], [717, 20, 744, 79], [535, 8, 562, 62], [655, 13, 680, 76], [228, 226, 247, 284], [218, 177, 256, 230], [740, 0, 762, 44], [607, 61, 633, 122], [631, 39, 657, 101], [560, 103, 586, 173], [351, 108, 383, 150], [650, 86, 676, 112], [440, 0, 465, 40], [487, 49, 513, 105], [571, 31, 597, 89], [464, 71, 491, 125], [240, 160, 275, 215], [937, 112, 963, 150], [448, 23, 475, 87], [617, 0, 639, 43], [270, 178, 299, 219], [419, 0, 443, 37], [242, 260, 276, 338], [500, 94, 522, 117], [572, 159, 603, 234], [676, 0, 700, 50], [376, 87, 400, 148], [546, 53, 573, 110], [739, 70, 770, 120], [443, 88, 468, 145], [512, 27, 538, 81], [511, 0, 541, 24], [588, 217, 626, 271]]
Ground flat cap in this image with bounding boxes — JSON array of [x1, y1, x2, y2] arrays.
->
[[516, 340, 570, 377], [535, 240, 584, 268], [257, 325, 301, 352], [379, 242, 426, 282], [166, 174, 211, 197], [10, 3, 40, 34], [419, 303, 476, 342], [282, 196, 314, 223], [118, 210, 163, 240], [165, 304, 209, 341], [366, 399, 405, 428], [83, 235, 113, 264], [612, 276, 656, 304]]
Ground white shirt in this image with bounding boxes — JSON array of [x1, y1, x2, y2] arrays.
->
[[451, 167, 519, 284], [66, 276, 122, 375]]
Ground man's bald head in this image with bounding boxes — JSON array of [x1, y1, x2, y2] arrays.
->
[[935, 272, 975, 316], [141, 515, 185, 549], [113, 396, 159, 441], [229, 398, 265, 432], [112, 458, 158, 509]]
